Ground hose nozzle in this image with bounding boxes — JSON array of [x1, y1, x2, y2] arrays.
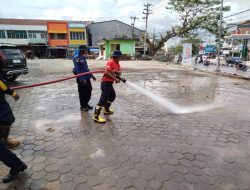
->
[[114, 74, 126, 83]]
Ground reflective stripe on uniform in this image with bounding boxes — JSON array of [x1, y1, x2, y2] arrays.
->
[[0, 80, 7, 91]]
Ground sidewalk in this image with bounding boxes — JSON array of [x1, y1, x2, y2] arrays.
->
[[189, 61, 250, 80]]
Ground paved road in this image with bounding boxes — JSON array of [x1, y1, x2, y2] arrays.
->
[[192, 60, 250, 79], [1, 59, 250, 190]]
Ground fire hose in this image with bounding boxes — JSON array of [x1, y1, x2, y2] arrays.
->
[[11, 70, 126, 90], [11, 70, 105, 90]]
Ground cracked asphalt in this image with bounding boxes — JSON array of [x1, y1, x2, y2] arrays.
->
[[1, 59, 250, 190]]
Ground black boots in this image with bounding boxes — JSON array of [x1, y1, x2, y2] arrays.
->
[[81, 104, 93, 111], [2, 163, 27, 183], [93, 106, 106, 123], [86, 104, 93, 109], [104, 101, 114, 114]]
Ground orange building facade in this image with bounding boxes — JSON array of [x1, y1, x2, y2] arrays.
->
[[47, 22, 69, 47]]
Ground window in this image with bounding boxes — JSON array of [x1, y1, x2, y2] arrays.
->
[[70, 32, 85, 40], [2, 49, 24, 59], [49, 33, 67, 40], [7, 30, 27, 39], [28, 31, 46, 39], [0, 30, 5, 38], [58, 34, 66, 39], [111, 44, 120, 51]]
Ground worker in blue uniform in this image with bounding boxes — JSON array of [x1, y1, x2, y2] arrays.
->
[[0, 72, 27, 183], [73, 45, 96, 111]]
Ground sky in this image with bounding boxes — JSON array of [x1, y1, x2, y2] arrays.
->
[[1, 0, 250, 45]]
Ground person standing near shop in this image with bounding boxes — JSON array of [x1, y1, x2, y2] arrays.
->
[[73, 45, 96, 111]]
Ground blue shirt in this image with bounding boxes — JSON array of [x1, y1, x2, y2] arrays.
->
[[73, 52, 93, 80]]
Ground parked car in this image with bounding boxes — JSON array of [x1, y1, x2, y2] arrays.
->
[[226, 57, 243, 67], [0, 44, 28, 81]]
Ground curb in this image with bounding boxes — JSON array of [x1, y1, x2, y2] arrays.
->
[[194, 68, 250, 81], [166, 62, 250, 81]]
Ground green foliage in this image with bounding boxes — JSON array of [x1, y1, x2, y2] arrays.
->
[[168, 44, 183, 55], [168, 37, 202, 55]]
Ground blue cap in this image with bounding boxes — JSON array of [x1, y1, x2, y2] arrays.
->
[[112, 50, 122, 57]]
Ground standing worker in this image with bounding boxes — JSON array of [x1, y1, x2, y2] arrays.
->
[[0, 74, 20, 148], [0, 73, 27, 183], [93, 50, 123, 123], [73, 45, 96, 111]]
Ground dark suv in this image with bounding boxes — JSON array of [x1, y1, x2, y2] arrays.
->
[[0, 44, 28, 81], [226, 57, 243, 67]]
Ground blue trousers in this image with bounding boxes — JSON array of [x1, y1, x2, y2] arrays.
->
[[77, 79, 92, 107], [98, 82, 116, 107]]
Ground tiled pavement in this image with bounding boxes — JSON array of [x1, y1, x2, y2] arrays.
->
[[1, 60, 250, 190]]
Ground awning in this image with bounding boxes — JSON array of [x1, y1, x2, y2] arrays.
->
[[89, 47, 99, 52]]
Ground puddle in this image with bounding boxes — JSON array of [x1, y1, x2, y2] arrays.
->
[[56, 113, 80, 123]]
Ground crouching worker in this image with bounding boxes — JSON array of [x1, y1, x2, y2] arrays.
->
[[93, 50, 122, 123], [0, 73, 27, 183]]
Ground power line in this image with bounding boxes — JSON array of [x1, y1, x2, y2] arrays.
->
[[152, 1, 168, 12], [152, 0, 166, 9], [226, 14, 250, 22], [152, 0, 168, 8], [224, 9, 250, 19]]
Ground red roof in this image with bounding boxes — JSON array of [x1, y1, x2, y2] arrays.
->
[[238, 28, 250, 34]]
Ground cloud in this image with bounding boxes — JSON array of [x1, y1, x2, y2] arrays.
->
[[1, 0, 249, 31]]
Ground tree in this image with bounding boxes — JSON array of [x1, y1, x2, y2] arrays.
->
[[146, 0, 230, 55], [168, 44, 183, 55]]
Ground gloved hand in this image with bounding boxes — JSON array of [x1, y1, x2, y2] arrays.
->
[[115, 78, 120, 83], [12, 93, 19, 101]]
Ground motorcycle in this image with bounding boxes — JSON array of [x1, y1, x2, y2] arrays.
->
[[203, 58, 210, 66], [236, 62, 248, 72]]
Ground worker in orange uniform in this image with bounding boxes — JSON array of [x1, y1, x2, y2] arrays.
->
[[93, 50, 122, 123]]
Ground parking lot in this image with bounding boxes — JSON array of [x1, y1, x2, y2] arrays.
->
[[1, 59, 250, 190]]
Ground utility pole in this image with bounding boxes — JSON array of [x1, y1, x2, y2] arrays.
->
[[131, 16, 139, 38], [143, 3, 152, 57], [216, 0, 223, 72]]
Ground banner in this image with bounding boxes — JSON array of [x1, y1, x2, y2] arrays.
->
[[182, 43, 192, 65]]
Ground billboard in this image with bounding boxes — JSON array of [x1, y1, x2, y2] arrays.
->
[[182, 43, 192, 65]]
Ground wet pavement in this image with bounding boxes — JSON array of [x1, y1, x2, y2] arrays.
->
[[1, 59, 250, 190]]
